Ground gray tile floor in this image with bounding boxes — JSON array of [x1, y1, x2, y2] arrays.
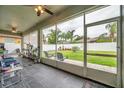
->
[[0, 57, 110, 88]]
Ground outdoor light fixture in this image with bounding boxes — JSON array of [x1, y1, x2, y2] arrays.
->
[[34, 6, 44, 16]]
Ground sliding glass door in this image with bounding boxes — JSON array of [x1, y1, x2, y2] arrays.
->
[[42, 26, 56, 60], [84, 5, 121, 87], [86, 21, 117, 73], [56, 15, 84, 66]]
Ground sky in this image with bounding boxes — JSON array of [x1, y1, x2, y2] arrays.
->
[[43, 5, 119, 38], [43, 16, 109, 38]]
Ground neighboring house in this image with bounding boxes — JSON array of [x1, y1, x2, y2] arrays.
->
[[87, 37, 98, 43]]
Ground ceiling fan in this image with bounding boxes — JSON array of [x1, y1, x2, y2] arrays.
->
[[6, 24, 21, 33], [26, 5, 54, 16], [11, 26, 17, 33]]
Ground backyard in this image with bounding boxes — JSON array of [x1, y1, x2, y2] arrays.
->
[[43, 50, 116, 67], [42, 19, 117, 68], [58, 50, 116, 67]]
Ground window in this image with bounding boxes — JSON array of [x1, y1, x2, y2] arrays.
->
[[0, 36, 21, 53], [30, 31, 38, 48], [23, 34, 30, 49], [86, 6, 120, 24], [23, 31, 38, 49], [56, 16, 84, 65], [42, 26, 56, 60]]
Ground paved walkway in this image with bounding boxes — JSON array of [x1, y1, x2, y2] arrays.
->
[[63, 59, 116, 74], [45, 57, 116, 74]]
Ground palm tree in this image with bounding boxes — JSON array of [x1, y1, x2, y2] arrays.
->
[[66, 30, 79, 43], [66, 31, 71, 42], [105, 22, 117, 42], [47, 29, 62, 44], [59, 32, 67, 43], [47, 29, 56, 44], [56, 28, 62, 43]]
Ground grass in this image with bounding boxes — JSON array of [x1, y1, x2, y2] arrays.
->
[[87, 55, 116, 67], [58, 50, 116, 67], [42, 50, 117, 67]]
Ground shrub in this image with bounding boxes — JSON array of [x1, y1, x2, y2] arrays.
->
[[96, 38, 113, 43], [72, 46, 80, 52]]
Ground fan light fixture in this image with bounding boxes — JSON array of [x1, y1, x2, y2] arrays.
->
[[12, 27, 17, 33], [34, 6, 44, 16]]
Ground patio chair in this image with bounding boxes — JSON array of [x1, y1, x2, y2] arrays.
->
[[44, 51, 54, 58], [56, 52, 66, 61]]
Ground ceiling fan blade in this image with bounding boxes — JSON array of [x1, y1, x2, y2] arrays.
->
[[43, 8, 54, 15]]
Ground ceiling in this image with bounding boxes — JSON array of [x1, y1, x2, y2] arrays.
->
[[0, 5, 69, 33]]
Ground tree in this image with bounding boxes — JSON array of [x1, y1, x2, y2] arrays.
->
[[59, 32, 67, 43], [56, 28, 62, 43], [66, 30, 78, 43], [47, 29, 56, 44], [105, 22, 117, 42], [47, 29, 62, 44], [47, 29, 80, 44]]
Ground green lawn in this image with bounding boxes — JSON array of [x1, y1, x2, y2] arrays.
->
[[58, 50, 117, 67], [42, 50, 117, 67]]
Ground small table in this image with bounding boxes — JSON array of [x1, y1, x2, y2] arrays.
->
[[0, 65, 23, 88]]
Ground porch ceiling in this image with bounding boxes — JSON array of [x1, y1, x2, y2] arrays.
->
[[0, 5, 69, 33]]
